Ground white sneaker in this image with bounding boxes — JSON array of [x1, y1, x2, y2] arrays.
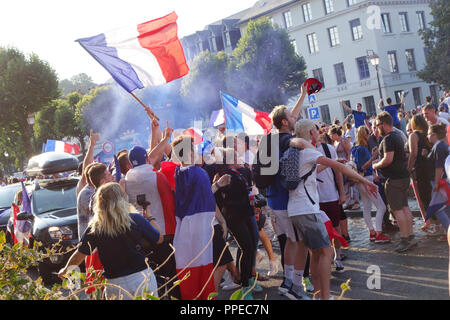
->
[[302, 276, 314, 293], [220, 271, 241, 291], [267, 260, 279, 277]]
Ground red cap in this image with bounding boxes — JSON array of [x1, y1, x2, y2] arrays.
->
[[304, 78, 322, 95]]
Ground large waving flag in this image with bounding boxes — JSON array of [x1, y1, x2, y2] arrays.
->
[[45, 140, 81, 155], [208, 109, 225, 127], [14, 182, 32, 246], [220, 92, 271, 135], [76, 12, 189, 92], [174, 166, 216, 300]]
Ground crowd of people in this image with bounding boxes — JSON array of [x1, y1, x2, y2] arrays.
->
[[11, 86, 443, 300]]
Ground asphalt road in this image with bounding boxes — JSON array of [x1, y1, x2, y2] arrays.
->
[[218, 215, 450, 300]]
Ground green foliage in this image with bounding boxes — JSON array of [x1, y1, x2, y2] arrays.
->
[[231, 17, 307, 111], [0, 47, 59, 166], [417, 0, 450, 89], [59, 73, 97, 96]]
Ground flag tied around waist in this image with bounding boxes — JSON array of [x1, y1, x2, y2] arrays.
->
[[76, 12, 189, 92]]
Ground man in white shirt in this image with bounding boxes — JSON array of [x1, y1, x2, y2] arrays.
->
[[423, 104, 449, 126], [288, 119, 378, 300]]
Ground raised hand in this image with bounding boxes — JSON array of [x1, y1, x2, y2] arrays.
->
[[162, 120, 173, 141], [89, 129, 99, 145]]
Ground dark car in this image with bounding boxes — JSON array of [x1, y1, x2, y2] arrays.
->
[[0, 183, 22, 237], [7, 152, 81, 284]]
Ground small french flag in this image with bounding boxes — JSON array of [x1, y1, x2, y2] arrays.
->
[[76, 12, 189, 93], [45, 140, 81, 155], [221, 92, 271, 135]]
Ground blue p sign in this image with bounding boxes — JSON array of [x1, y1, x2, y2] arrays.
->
[[308, 107, 320, 120]]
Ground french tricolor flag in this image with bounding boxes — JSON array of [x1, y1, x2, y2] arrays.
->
[[220, 92, 272, 135], [45, 140, 81, 155], [174, 166, 216, 300], [76, 12, 189, 92]]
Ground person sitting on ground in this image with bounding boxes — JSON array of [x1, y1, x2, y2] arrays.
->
[[58, 182, 163, 299]]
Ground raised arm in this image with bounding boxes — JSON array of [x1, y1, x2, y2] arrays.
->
[[77, 130, 99, 195], [378, 98, 385, 111], [341, 100, 353, 114], [150, 117, 162, 152], [291, 83, 308, 120], [148, 121, 173, 169]]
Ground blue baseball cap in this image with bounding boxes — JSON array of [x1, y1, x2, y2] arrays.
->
[[128, 146, 147, 168]]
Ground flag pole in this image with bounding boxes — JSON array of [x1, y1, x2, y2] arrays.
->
[[129, 92, 160, 121]]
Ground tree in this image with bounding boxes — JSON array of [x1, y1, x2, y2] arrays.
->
[[181, 50, 231, 118], [416, 0, 450, 89], [230, 18, 307, 111], [59, 73, 97, 96], [0, 47, 59, 165]]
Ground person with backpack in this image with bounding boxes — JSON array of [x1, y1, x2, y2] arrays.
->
[[253, 84, 309, 298], [287, 119, 378, 300]]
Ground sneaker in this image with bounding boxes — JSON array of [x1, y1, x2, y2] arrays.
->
[[395, 238, 411, 252], [267, 260, 279, 277], [249, 278, 263, 293], [335, 260, 345, 273], [278, 278, 292, 295], [407, 234, 415, 241], [375, 233, 391, 243], [285, 285, 311, 300], [350, 203, 360, 210], [242, 287, 254, 300], [302, 276, 314, 293], [438, 235, 448, 242], [369, 231, 377, 242]]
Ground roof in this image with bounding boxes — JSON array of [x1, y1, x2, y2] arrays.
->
[[208, 6, 254, 27], [238, 0, 300, 24]]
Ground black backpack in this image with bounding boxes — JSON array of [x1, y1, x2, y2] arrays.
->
[[252, 133, 291, 190]]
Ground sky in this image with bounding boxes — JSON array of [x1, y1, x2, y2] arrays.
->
[[0, 0, 257, 84]]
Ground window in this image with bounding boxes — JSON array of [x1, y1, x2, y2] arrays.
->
[[394, 90, 404, 104], [269, 17, 275, 25], [211, 37, 217, 52], [291, 40, 298, 54], [381, 13, 392, 33], [320, 105, 331, 124], [313, 68, 325, 88], [413, 87, 422, 107], [363, 96, 376, 117], [225, 32, 231, 47], [324, 0, 334, 14], [283, 11, 293, 28], [429, 85, 439, 105], [347, 0, 361, 5], [405, 49, 416, 71], [399, 12, 409, 32], [416, 11, 425, 30], [350, 19, 363, 40], [302, 3, 313, 22], [328, 26, 340, 47], [387, 51, 399, 73], [307, 33, 319, 53], [343, 100, 351, 117], [356, 57, 370, 79], [334, 63, 346, 85]]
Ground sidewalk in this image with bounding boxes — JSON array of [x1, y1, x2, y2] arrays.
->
[[345, 198, 423, 218]]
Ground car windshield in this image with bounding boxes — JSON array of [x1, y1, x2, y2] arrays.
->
[[32, 184, 77, 215], [0, 186, 21, 209]]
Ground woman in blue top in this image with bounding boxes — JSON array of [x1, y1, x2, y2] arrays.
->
[[58, 182, 163, 299], [351, 126, 391, 243]]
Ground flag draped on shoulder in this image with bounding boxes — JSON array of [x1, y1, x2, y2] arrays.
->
[[220, 92, 271, 135], [174, 166, 216, 300], [76, 12, 189, 92]]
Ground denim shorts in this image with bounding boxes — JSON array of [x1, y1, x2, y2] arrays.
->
[[290, 213, 331, 250]]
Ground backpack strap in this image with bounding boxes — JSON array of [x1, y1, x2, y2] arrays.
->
[[300, 164, 317, 205]]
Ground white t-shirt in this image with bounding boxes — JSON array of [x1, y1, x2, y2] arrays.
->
[[316, 144, 340, 203], [439, 112, 450, 122], [345, 126, 355, 145], [288, 148, 323, 217], [436, 117, 449, 126]]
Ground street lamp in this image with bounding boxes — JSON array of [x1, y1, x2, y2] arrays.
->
[[366, 50, 383, 101]]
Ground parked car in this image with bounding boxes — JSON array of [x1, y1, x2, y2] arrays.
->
[[0, 183, 22, 238], [7, 152, 81, 284]]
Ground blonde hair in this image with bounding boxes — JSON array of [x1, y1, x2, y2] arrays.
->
[[356, 126, 369, 147], [270, 105, 288, 130], [294, 119, 316, 139], [89, 182, 134, 237]]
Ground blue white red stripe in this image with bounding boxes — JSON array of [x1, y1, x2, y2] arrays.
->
[[76, 12, 189, 93], [220, 92, 271, 135], [174, 165, 216, 300], [45, 140, 81, 154]]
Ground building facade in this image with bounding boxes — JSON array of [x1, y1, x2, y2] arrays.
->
[[183, 0, 440, 123]]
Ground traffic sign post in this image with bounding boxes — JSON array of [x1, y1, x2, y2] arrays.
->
[[308, 94, 317, 105], [308, 107, 321, 121], [102, 141, 114, 155]]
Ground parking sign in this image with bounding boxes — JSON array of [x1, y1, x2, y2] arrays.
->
[[308, 107, 321, 120], [308, 94, 317, 105]]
